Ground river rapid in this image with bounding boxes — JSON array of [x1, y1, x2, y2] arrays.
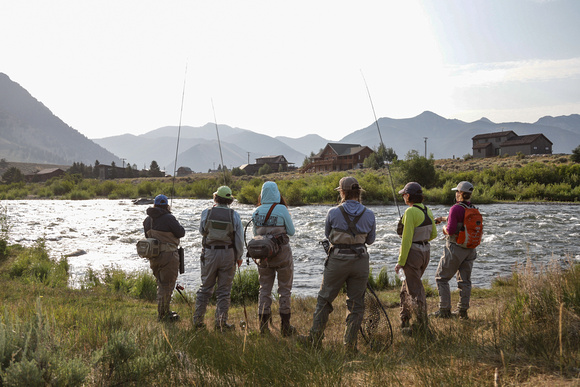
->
[[4, 199, 580, 297]]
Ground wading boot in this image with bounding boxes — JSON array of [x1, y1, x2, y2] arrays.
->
[[259, 314, 271, 334], [215, 321, 236, 332], [452, 309, 469, 320], [430, 308, 451, 319], [159, 311, 179, 322], [280, 313, 297, 337]]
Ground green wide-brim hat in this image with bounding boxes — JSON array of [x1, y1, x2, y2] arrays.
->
[[214, 186, 233, 199]]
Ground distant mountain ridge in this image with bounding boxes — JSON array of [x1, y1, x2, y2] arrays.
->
[[0, 73, 120, 165], [341, 111, 580, 159], [1, 72, 578, 172]]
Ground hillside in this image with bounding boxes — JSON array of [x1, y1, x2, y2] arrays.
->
[[0, 73, 121, 165]]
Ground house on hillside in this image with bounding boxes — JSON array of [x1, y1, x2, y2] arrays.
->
[[472, 131, 552, 158], [25, 168, 66, 182], [302, 143, 374, 173], [240, 155, 293, 175], [176, 166, 193, 176], [95, 164, 134, 179]]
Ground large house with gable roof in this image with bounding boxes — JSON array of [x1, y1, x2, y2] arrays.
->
[[302, 143, 374, 173], [472, 131, 553, 158]]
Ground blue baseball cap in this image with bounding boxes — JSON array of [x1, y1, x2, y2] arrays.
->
[[154, 194, 169, 206]]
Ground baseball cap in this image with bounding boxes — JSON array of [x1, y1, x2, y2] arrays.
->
[[154, 194, 168, 206], [214, 186, 234, 199], [451, 181, 474, 193], [398, 182, 422, 195], [335, 176, 362, 191]]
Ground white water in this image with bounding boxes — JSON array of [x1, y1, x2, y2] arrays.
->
[[5, 199, 580, 296]]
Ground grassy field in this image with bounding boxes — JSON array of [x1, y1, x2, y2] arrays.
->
[[0, 241, 579, 386]]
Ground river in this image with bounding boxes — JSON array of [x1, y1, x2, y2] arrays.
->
[[4, 199, 579, 297]]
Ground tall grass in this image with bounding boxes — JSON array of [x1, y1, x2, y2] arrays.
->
[[1, 242, 579, 385]]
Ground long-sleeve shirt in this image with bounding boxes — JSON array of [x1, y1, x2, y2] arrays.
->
[[445, 201, 471, 235], [397, 203, 437, 266]]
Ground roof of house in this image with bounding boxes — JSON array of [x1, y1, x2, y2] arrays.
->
[[472, 131, 517, 140], [501, 133, 553, 147], [314, 143, 370, 158], [472, 143, 492, 150], [36, 168, 64, 175], [256, 155, 287, 163]]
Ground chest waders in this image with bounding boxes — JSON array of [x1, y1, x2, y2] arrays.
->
[[328, 206, 368, 257]]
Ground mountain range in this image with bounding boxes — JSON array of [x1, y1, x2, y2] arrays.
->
[[1, 72, 579, 172], [0, 73, 120, 166]]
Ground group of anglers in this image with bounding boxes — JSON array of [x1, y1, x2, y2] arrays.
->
[[142, 177, 481, 351]]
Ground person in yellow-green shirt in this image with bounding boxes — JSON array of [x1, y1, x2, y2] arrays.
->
[[394, 182, 437, 334]]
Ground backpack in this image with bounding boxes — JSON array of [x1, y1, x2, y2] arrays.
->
[[137, 217, 160, 258], [246, 204, 282, 260], [136, 238, 160, 258], [246, 234, 281, 260], [455, 203, 483, 249]]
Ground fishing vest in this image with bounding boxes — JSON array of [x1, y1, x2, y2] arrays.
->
[[202, 206, 235, 247], [449, 202, 483, 249], [411, 205, 433, 244], [329, 205, 368, 247]]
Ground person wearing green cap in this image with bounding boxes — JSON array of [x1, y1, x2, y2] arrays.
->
[[194, 186, 244, 331], [251, 181, 296, 336]]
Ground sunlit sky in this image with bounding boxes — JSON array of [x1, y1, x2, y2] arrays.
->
[[2, 0, 579, 140]]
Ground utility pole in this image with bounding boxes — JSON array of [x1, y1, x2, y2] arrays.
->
[[121, 158, 126, 168], [423, 137, 428, 158], [247, 152, 251, 164]]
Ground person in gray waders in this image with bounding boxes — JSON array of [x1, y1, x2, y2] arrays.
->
[[143, 194, 186, 322], [251, 181, 297, 336], [432, 181, 480, 320], [194, 186, 244, 331], [300, 176, 376, 352], [395, 182, 437, 335]]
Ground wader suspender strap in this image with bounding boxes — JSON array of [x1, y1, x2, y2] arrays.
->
[[412, 204, 433, 227], [338, 205, 366, 237]]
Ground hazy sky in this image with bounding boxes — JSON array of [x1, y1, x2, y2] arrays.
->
[[2, 0, 579, 140]]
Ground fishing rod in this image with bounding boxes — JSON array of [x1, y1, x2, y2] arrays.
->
[[171, 63, 188, 206], [211, 98, 228, 186], [360, 70, 401, 217]]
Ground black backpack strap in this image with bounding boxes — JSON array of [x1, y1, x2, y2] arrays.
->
[[413, 204, 433, 227], [338, 205, 366, 237]]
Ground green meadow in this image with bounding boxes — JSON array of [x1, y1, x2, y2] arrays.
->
[[0, 237, 578, 386]]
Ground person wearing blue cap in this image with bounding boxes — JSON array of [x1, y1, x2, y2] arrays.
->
[[143, 194, 185, 322], [395, 182, 437, 335], [195, 186, 244, 331]]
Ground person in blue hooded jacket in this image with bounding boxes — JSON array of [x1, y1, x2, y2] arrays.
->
[[251, 181, 297, 336], [301, 176, 376, 352]]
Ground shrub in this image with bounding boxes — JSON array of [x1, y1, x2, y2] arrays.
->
[[230, 267, 260, 305]]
